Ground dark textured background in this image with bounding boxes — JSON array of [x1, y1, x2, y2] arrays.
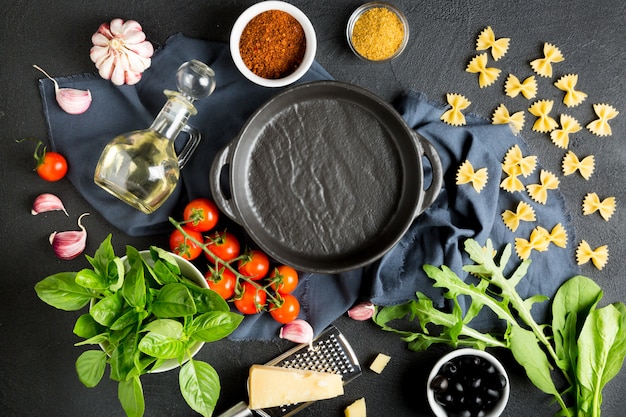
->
[[1, 1, 625, 416]]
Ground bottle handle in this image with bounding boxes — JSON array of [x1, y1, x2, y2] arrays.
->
[[176, 124, 201, 169]]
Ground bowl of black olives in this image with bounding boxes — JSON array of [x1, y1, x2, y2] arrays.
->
[[427, 348, 509, 417]]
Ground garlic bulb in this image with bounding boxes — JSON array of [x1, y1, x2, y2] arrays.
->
[[90, 18, 154, 86], [33, 65, 92, 114]]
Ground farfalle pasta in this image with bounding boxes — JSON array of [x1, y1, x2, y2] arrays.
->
[[504, 74, 537, 99], [554, 74, 587, 107], [441, 93, 471, 126], [528, 99, 559, 132], [466, 53, 501, 88], [456, 160, 489, 193], [530, 42, 564, 77], [526, 169, 560, 204], [576, 240, 609, 270], [492, 104, 525, 134], [503, 144, 537, 177], [476, 26, 510, 61], [586, 103, 619, 136], [550, 114, 582, 149], [515, 227, 551, 260], [582, 192, 616, 221], [502, 201, 536, 232], [562, 150, 594, 180], [536, 223, 568, 248]]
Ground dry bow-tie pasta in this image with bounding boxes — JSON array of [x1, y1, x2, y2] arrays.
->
[[526, 169, 560, 204], [476, 26, 510, 61], [562, 150, 595, 180], [456, 160, 489, 193], [576, 240, 609, 270], [502, 201, 536, 232], [554, 74, 587, 107], [515, 227, 551, 260], [504, 74, 537, 99], [530, 42, 564, 78], [503, 144, 537, 177], [582, 192, 616, 221], [528, 99, 559, 132], [550, 114, 582, 149], [586, 103, 619, 136], [441, 93, 471, 126], [536, 223, 568, 248], [492, 104, 525, 134], [466, 53, 501, 88]]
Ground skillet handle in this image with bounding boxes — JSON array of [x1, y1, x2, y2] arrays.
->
[[413, 131, 443, 216], [209, 143, 240, 223]]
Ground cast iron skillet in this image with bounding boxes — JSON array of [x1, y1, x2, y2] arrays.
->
[[210, 81, 442, 273]]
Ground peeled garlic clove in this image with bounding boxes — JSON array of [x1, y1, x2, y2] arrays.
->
[[49, 213, 89, 260], [279, 319, 314, 347], [347, 301, 375, 321], [33, 65, 92, 115], [32, 193, 68, 216]]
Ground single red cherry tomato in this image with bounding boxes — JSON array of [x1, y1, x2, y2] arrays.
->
[[183, 198, 219, 232], [205, 267, 237, 300], [270, 294, 300, 324], [269, 265, 299, 295], [238, 249, 270, 281], [35, 144, 68, 182], [205, 231, 240, 262], [169, 227, 204, 260], [234, 282, 267, 315]]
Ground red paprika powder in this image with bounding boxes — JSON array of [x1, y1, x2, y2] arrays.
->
[[239, 10, 306, 79]]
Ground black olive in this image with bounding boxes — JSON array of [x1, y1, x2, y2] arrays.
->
[[470, 377, 482, 390], [449, 410, 472, 417], [441, 361, 458, 376], [485, 388, 501, 401], [430, 375, 450, 393], [435, 392, 455, 406], [453, 381, 465, 394]]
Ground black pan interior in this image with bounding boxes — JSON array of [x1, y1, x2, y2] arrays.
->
[[230, 81, 423, 273]]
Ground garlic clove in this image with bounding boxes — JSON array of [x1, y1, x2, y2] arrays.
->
[[347, 301, 375, 321], [279, 319, 314, 348], [32, 193, 68, 216], [33, 65, 92, 115], [49, 213, 89, 260]]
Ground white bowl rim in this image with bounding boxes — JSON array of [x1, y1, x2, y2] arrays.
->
[[229, 0, 317, 88], [426, 348, 510, 417]]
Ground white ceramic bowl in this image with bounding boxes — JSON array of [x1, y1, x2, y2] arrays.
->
[[96, 250, 208, 373], [426, 348, 510, 417], [230, 1, 317, 87]]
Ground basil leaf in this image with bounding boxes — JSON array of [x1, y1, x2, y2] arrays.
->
[[185, 285, 229, 313], [110, 332, 139, 382], [35, 272, 92, 311], [152, 283, 196, 318], [75, 350, 107, 388], [122, 257, 146, 309], [75, 268, 108, 290], [74, 333, 109, 347], [509, 325, 560, 396], [179, 359, 220, 417], [73, 313, 104, 339], [150, 246, 181, 275], [118, 376, 145, 417], [152, 260, 180, 285], [108, 257, 125, 292], [138, 332, 186, 360], [190, 312, 244, 342], [90, 293, 124, 327], [142, 319, 184, 339], [110, 309, 140, 331], [85, 234, 115, 277]]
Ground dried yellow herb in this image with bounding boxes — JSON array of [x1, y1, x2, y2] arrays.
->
[[351, 7, 405, 61]]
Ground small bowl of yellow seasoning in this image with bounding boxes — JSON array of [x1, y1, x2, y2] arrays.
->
[[347, 2, 409, 62], [230, 1, 317, 87]]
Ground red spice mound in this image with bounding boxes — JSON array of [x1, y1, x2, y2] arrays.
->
[[239, 10, 306, 79]]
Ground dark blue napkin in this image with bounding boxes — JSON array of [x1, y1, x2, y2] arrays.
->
[[39, 34, 578, 341]]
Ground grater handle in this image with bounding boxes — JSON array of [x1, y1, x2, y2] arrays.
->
[[217, 401, 254, 417]]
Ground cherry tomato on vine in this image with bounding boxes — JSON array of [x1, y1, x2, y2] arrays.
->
[[183, 198, 219, 232], [205, 231, 240, 262], [234, 282, 266, 315], [270, 294, 300, 324], [205, 267, 236, 300], [238, 249, 270, 281], [269, 265, 299, 295], [169, 227, 204, 260]]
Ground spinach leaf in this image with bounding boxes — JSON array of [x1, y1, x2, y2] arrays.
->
[[34, 272, 92, 311], [179, 359, 220, 417]]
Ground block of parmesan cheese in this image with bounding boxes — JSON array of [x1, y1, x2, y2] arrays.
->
[[344, 397, 366, 417], [369, 353, 391, 374], [248, 364, 344, 409]]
